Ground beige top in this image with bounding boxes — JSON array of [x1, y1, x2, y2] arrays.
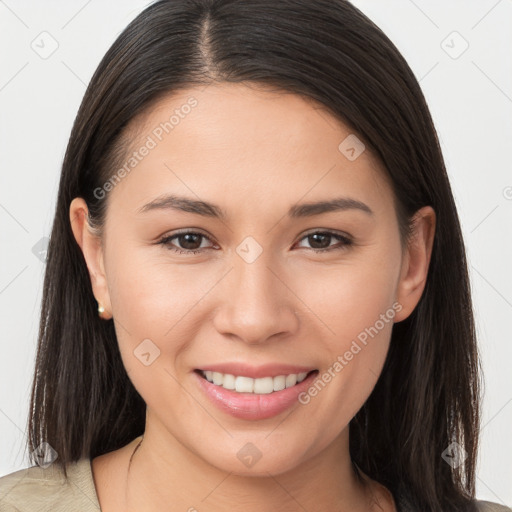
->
[[0, 458, 511, 511], [0, 459, 100, 511]]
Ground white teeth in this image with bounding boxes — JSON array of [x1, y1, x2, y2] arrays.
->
[[222, 373, 236, 390], [201, 370, 312, 394], [273, 375, 286, 391], [254, 376, 273, 394], [235, 376, 254, 393], [285, 374, 297, 387]]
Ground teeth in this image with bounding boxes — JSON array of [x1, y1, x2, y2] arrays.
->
[[201, 370, 311, 394]]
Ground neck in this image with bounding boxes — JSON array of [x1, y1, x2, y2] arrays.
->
[[120, 420, 389, 512]]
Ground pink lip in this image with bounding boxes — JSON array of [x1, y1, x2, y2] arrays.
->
[[193, 369, 319, 421], [196, 362, 316, 379]]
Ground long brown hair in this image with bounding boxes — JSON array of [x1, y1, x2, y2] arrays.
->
[[27, 1, 481, 510]]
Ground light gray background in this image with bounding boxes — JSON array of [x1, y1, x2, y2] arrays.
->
[[1, 0, 511, 505]]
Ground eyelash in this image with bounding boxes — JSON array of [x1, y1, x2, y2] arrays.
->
[[157, 229, 353, 255]]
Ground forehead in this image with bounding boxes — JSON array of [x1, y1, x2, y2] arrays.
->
[[106, 83, 393, 221]]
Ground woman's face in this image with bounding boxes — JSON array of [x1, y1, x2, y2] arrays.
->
[[73, 83, 433, 476]]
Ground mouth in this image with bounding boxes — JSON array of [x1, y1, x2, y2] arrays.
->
[[194, 368, 319, 395]]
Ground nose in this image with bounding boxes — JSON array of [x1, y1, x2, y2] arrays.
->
[[212, 252, 299, 345]]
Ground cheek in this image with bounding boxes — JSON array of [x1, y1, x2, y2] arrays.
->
[[106, 243, 208, 333], [301, 265, 395, 395], [297, 287, 395, 456], [292, 257, 399, 346], [105, 248, 207, 408], [105, 245, 225, 391], [292, 247, 399, 431]]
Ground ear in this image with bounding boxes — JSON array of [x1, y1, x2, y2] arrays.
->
[[69, 197, 112, 320], [394, 206, 436, 323]]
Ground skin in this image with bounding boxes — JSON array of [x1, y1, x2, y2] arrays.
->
[[70, 83, 435, 512]]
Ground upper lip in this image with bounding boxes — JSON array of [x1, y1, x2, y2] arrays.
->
[[195, 363, 317, 379]]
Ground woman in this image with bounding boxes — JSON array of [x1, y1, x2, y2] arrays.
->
[[0, 0, 509, 511]]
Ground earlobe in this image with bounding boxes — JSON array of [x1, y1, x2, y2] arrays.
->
[[394, 206, 436, 323], [69, 197, 113, 320]]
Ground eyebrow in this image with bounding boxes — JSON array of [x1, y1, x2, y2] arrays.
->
[[137, 194, 374, 218]]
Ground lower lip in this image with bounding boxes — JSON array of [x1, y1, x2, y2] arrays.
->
[[194, 370, 319, 420]]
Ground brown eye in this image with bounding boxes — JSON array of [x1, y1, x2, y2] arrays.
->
[[173, 233, 203, 250], [158, 231, 215, 254], [157, 229, 353, 256], [295, 231, 353, 253]]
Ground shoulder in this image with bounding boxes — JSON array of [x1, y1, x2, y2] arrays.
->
[[0, 458, 100, 511], [475, 500, 512, 512]]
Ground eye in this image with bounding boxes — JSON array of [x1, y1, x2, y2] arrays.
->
[[157, 229, 353, 256], [294, 230, 353, 253], [158, 231, 216, 255]]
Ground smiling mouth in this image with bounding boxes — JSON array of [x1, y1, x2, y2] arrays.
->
[[194, 369, 318, 395]]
